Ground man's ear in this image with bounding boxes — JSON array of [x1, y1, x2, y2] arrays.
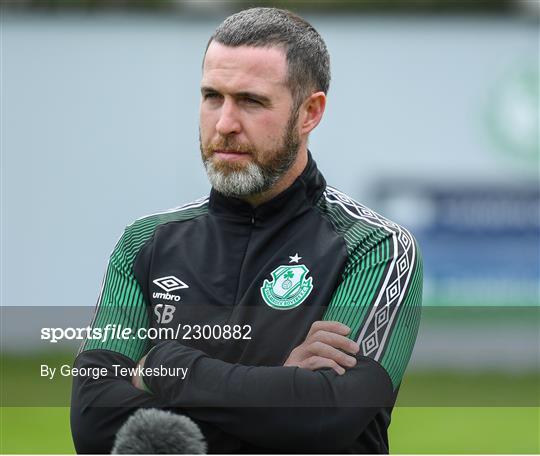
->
[[299, 92, 326, 135]]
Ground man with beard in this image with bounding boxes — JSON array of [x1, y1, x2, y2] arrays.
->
[[71, 7, 422, 454]]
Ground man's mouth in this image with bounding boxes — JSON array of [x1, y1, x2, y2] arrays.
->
[[213, 150, 251, 161]]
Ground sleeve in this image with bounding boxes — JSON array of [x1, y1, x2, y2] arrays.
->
[[323, 226, 423, 390], [140, 230, 422, 451], [143, 342, 393, 451], [70, 351, 166, 454], [70, 228, 160, 454]]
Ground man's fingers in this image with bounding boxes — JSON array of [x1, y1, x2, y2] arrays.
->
[[308, 341, 357, 367], [308, 330, 359, 355], [306, 320, 351, 338], [303, 356, 346, 375], [284, 321, 359, 371]]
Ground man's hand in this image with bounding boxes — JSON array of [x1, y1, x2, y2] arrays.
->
[[131, 354, 148, 391], [283, 321, 360, 375]]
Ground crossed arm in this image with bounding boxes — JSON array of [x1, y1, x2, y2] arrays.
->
[[71, 230, 421, 453], [71, 320, 389, 453]]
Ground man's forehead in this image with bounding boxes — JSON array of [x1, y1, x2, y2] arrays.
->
[[202, 42, 288, 89]]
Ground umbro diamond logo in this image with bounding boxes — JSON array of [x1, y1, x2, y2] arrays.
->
[[153, 276, 189, 293]]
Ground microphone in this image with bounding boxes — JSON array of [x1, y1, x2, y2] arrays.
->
[[112, 409, 207, 454]]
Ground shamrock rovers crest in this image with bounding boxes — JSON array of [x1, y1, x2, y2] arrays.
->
[[260, 259, 314, 310]]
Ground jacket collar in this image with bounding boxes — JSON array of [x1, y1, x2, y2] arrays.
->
[[208, 151, 326, 223]]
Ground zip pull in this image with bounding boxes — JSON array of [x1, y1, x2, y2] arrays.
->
[[250, 215, 255, 225]]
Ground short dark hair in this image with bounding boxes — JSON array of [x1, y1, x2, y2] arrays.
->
[[206, 7, 330, 110]]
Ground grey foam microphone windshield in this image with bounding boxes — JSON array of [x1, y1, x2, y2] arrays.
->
[[112, 409, 207, 454]]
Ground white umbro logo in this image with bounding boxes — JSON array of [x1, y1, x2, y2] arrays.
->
[[153, 276, 189, 293]]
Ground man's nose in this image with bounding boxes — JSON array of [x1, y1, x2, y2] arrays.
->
[[215, 99, 241, 136]]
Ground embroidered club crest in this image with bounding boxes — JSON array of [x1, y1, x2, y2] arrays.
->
[[260, 264, 314, 310]]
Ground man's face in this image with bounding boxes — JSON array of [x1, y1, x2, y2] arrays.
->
[[199, 42, 301, 197]]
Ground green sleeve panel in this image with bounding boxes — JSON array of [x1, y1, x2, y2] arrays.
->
[[318, 187, 423, 390], [379, 252, 422, 388], [79, 227, 151, 361], [78, 199, 209, 362]]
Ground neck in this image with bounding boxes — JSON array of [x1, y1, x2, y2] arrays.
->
[[241, 147, 308, 207]]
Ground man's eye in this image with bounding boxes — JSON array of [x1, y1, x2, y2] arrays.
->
[[204, 93, 221, 100], [243, 98, 262, 106]]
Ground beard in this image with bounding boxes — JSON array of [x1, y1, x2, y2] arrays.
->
[[200, 109, 301, 198]]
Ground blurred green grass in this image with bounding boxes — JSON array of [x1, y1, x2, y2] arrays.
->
[[1, 353, 538, 453]]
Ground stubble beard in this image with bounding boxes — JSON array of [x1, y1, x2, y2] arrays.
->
[[200, 109, 301, 198]]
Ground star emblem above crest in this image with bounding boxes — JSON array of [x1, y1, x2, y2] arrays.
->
[[289, 253, 302, 263]]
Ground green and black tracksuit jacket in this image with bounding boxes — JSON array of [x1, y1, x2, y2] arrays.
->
[[71, 152, 422, 454]]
